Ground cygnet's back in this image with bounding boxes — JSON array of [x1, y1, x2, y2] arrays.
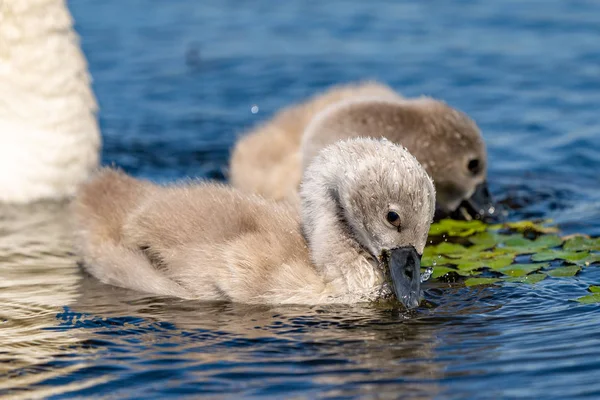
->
[[230, 81, 495, 220], [230, 81, 400, 201], [74, 138, 435, 308], [74, 170, 311, 303]]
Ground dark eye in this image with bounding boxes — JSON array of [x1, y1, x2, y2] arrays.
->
[[467, 158, 481, 175], [386, 211, 401, 229]]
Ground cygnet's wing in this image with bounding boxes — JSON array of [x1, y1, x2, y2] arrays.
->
[[121, 184, 320, 302], [72, 169, 191, 297], [73, 170, 319, 303], [229, 81, 400, 201]]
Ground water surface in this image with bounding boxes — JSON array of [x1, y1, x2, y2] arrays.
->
[[1, 0, 600, 398]]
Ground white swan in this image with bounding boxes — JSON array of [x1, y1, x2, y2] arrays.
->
[[0, 0, 100, 203]]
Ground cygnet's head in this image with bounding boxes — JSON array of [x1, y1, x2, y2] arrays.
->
[[301, 97, 496, 221], [300, 137, 436, 308]]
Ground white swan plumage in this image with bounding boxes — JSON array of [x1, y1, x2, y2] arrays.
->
[[0, 0, 100, 203]]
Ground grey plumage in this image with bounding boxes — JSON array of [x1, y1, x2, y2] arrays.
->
[[230, 81, 487, 215], [73, 138, 435, 306]]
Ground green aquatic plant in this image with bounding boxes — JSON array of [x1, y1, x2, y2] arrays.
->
[[505, 273, 547, 284], [576, 286, 600, 304], [422, 219, 599, 286], [464, 277, 499, 287]]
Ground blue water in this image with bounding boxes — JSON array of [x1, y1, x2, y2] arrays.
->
[[1, 0, 599, 398]]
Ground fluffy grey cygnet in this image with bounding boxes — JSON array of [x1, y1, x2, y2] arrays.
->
[[230, 81, 495, 220], [74, 138, 435, 308]]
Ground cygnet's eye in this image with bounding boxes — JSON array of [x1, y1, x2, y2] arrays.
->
[[467, 158, 481, 176], [386, 211, 401, 230]]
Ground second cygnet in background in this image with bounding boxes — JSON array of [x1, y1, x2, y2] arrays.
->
[[230, 81, 496, 220]]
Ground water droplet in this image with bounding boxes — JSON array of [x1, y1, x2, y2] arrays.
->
[[421, 267, 433, 282], [251, 105, 259, 114]]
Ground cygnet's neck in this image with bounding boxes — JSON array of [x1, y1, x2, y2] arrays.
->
[[0, 0, 100, 202], [300, 158, 383, 298]]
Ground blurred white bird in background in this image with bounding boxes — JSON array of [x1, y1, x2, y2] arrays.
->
[[0, 0, 100, 203]]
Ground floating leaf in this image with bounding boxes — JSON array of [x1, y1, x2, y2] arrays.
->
[[498, 234, 562, 253], [469, 232, 498, 246], [430, 266, 460, 279], [465, 277, 500, 286], [432, 242, 469, 255], [576, 294, 600, 304], [484, 248, 519, 258], [574, 253, 600, 267], [590, 286, 600, 293], [473, 250, 517, 261], [422, 254, 458, 267], [494, 263, 547, 277], [531, 250, 589, 263], [493, 220, 558, 234], [469, 232, 498, 249], [533, 235, 563, 249], [499, 234, 532, 248], [563, 236, 600, 252], [424, 245, 468, 262], [429, 219, 487, 237], [547, 265, 581, 277], [456, 255, 514, 272], [505, 273, 547, 284], [424, 257, 456, 267], [424, 218, 597, 286]]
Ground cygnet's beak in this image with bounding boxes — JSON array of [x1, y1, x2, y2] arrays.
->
[[454, 181, 498, 222], [387, 246, 422, 309]]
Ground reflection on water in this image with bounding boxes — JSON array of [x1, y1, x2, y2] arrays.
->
[[0, 203, 81, 374]]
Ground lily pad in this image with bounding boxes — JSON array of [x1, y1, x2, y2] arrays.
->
[[469, 232, 498, 249], [430, 266, 465, 279], [491, 220, 558, 234], [533, 235, 563, 249], [547, 265, 581, 277], [499, 235, 533, 248], [465, 277, 500, 287], [429, 219, 487, 237], [573, 253, 600, 267], [494, 263, 548, 277], [563, 236, 600, 252], [473, 250, 517, 260], [498, 234, 562, 253], [505, 273, 547, 284], [429, 242, 469, 255], [425, 218, 599, 285], [590, 286, 600, 293], [456, 255, 514, 272], [576, 294, 600, 304], [422, 254, 458, 267], [531, 250, 589, 263]]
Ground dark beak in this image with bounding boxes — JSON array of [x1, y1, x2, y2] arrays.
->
[[387, 246, 422, 309], [452, 181, 498, 222]]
